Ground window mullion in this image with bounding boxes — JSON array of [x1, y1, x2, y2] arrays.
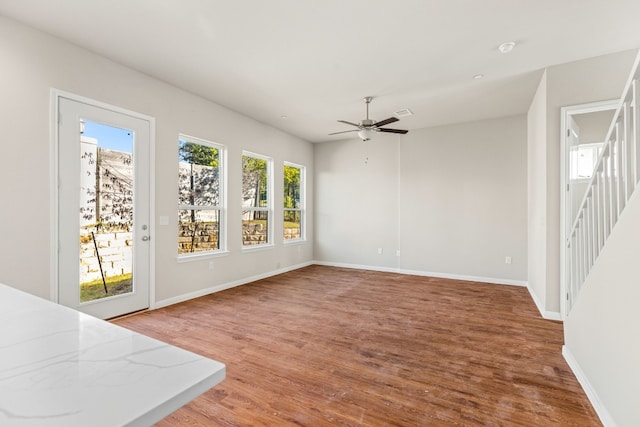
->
[[178, 135, 225, 256]]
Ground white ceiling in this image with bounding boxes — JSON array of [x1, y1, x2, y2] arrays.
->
[[1, 0, 640, 143]]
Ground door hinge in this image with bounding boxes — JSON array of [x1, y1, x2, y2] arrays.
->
[[567, 129, 571, 137], [567, 183, 570, 192], [566, 293, 569, 300]]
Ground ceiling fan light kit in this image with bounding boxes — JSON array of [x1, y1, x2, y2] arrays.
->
[[329, 96, 409, 141], [357, 129, 373, 141]]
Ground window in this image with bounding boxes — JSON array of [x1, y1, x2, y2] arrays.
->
[[178, 135, 225, 256], [242, 152, 272, 246], [284, 162, 304, 241], [570, 142, 603, 181]]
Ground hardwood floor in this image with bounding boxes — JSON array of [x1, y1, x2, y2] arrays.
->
[[113, 265, 601, 426]]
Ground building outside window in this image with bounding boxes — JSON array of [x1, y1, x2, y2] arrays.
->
[[242, 152, 272, 246], [569, 142, 603, 181], [284, 162, 304, 241], [178, 135, 225, 256]]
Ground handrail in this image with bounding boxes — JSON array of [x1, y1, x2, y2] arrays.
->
[[566, 50, 640, 314]]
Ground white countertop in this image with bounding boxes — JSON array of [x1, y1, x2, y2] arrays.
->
[[0, 283, 225, 427]]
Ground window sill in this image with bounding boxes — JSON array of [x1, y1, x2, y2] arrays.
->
[[177, 250, 230, 263], [283, 239, 306, 245], [241, 243, 275, 253], [570, 178, 593, 184]]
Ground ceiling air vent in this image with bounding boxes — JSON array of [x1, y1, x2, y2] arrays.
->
[[394, 108, 413, 118]]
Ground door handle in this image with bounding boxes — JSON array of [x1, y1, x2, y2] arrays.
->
[[141, 236, 150, 241]]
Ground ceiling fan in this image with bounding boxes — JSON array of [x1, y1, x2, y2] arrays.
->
[[329, 96, 409, 141]]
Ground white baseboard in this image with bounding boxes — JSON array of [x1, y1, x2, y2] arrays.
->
[[313, 260, 528, 287], [526, 284, 562, 321], [154, 260, 541, 320], [313, 260, 400, 275], [153, 261, 313, 309], [562, 346, 617, 427], [399, 267, 528, 287]]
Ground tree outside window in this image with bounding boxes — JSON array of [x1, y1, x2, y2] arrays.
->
[[178, 136, 224, 255], [242, 153, 272, 246], [284, 163, 304, 241]]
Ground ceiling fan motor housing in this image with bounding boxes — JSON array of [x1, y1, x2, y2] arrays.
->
[[328, 96, 408, 139]]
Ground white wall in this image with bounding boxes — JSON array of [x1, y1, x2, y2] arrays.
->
[[0, 16, 314, 302], [315, 115, 528, 284], [564, 189, 640, 426], [398, 116, 527, 282], [527, 49, 637, 316], [314, 136, 400, 268], [527, 70, 548, 311], [573, 109, 615, 143]]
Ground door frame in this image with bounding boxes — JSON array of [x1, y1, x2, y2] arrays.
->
[[559, 99, 618, 320], [50, 89, 156, 311]]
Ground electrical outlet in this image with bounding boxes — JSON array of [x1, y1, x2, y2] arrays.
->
[[377, 248, 383, 255], [208, 261, 215, 270], [396, 250, 401, 257], [505, 256, 512, 265]]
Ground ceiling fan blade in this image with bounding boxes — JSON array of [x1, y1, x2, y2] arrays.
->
[[329, 129, 359, 135], [373, 117, 399, 127], [337, 120, 360, 127], [377, 128, 408, 134]]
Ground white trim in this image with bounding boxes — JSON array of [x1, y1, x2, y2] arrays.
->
[[560, 99, 619, 320], [176, 250, 230, 263], [177, 133, 227, 257], [154, 261, 313, 309], [148, 116, 157, 310], [313, 261, 400, 274], [526, 285, 562, 321], [50, 89, 156, 311], [562, 346, 618, 427], [396, 134, 403, 273], [49, 90, 60, 302], [312, 260, 528, 287], [283, 161, 306, 242], [241, 243, 275, 253], [242, 150, 274, 247]]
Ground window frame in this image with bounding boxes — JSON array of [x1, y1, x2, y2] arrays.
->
[[241, 151, 274, 249], [283, 161, 305, 243], [569, 142, 603, 182], [177, 134, 227, 260]]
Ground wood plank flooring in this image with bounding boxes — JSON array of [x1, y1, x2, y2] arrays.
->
[[113, 265, 601, 426]]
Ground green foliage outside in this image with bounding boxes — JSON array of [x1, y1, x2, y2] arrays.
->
[[283, 165, 301, 238], [179, 140, 219, 166], [80, 273, 132, 303], [284, 165, 301, 209], [243, 155, 268, 206]]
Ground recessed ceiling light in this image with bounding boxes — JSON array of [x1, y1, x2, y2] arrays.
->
[[498, 41, 516, 54], [473, 74, 484, 80], [280, 115, 288, 119]]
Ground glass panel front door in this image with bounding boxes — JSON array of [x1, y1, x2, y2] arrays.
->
[[79, 120, 134, 303], [57, 95, 151, 319]]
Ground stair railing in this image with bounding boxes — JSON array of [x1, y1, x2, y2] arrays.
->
[[566, 52, 640, 314]]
